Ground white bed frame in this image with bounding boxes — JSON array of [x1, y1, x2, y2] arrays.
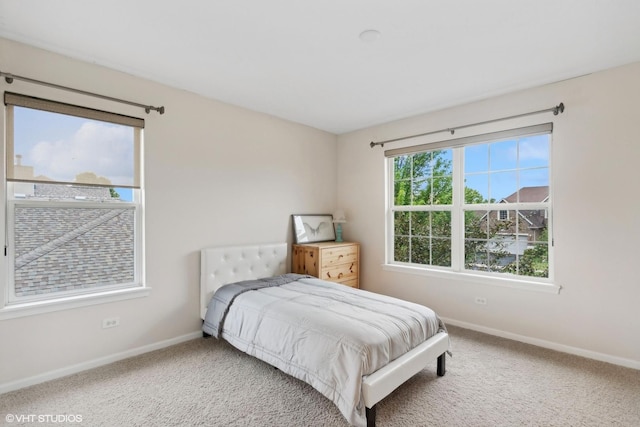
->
[[200, 242, 448, 426]]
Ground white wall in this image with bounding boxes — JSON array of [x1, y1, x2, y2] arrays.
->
[[0, 38, 337, 386], [337, 62, 640, 368]]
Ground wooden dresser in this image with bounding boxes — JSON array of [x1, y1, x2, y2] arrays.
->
[[292, 242, 359, 288]]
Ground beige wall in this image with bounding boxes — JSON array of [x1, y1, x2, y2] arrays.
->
[[0, 38, 337, 386], [337, 62, 640, 367]]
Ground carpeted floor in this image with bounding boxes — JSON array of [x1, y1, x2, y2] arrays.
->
[[1, 325, 639, 426]]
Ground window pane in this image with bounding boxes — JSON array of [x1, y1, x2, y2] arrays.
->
[[519, 168, 549, 195], [12, 107, 137, 187], [13, 204, 135, 297], [504, 242, 549, 278], [518, 135, 549, 169], [410, 152, 432, 180], [431, 211, 451, 238], [412, 179, 429, 205], [411, 211, 429, 236], [432, 149, 453, 176], [394, 236, 410, 262], [490, 139, 517, 170], [490, 171, 518, 202], [464, 209, 549, 277], [431, 238, 451, 267], [394, 211, 410, 236], [411, 237, 430, 264], [394, 180, 412, 206], [431, 176, 453, 204], [464, 144, 488, 173], [464, 174, 489, 204], [465, 210, 488, 239]]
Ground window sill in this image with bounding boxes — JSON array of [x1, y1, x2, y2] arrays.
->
[[382, 263, 561, 294], [0, 287, 152, 320]]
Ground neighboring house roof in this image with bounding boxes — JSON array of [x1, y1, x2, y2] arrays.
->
[[33, 183, 113, 201], [13, 183, 134, 297], [501, 186, 549, 204], [498, 186, 548, 229]]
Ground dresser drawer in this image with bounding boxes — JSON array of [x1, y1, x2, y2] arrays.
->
[[320, 261, 358, 283], [319, 245, 358, 269], [340, 278, 359, 288]]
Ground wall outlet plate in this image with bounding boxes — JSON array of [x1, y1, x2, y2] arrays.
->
[[474, 297, 487, 305], [102, 317, 120, 328]]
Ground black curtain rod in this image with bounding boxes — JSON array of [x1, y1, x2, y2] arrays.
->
[[370, 103, 564, 148], [1, 70, 165, 115]]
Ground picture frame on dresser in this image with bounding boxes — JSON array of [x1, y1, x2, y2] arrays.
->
[[292, 214, 335, 243]]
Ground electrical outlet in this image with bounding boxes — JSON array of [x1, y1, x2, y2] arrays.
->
[[102, 317, 120, 329], [474, 297, 487, 305]]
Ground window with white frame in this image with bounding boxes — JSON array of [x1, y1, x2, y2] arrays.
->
[[4, 92, 144, 305], [387, 123, 552, 282]]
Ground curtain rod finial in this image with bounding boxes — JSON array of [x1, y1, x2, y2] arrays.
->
[[554, 102, 565, 115]]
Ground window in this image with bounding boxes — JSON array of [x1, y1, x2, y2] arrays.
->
[[4, 93, 144, 306], [387, 123, 553, 284]]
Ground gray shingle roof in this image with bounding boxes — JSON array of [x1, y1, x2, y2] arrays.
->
[[13, 184, 135, 297]]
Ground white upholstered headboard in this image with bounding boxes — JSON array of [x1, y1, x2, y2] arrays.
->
[[200, 242, 288, 319]]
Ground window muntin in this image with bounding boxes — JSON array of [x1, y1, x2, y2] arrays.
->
[[388, 126, 552, 282], [5, 95, 144, 304]]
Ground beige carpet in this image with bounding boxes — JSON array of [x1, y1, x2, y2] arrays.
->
[[1, 325, 639, 426]]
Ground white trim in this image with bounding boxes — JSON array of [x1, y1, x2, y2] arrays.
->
[[0, 286, 151, 320], [382, 263, 561, 294], [441, 317, 640, 370], [0, 330, 202, 394]]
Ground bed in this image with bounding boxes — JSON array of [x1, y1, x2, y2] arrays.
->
[[200, 242, 449, 427]]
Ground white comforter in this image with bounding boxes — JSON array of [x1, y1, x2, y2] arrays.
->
[[212, 277, 445, 427]]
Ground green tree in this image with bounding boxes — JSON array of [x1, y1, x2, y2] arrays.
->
[[394, 150, 485, 267], [503, 229, 549, 278]]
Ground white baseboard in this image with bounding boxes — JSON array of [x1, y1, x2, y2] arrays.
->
[[441, 317, 640, 370], [0, 331, 203, 395]]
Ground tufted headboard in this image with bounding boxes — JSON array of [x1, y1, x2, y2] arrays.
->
[[200, 242, 288, 319]]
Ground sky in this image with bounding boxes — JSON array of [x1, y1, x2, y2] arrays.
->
[[423, 134, 550, 202], [13, 106, 135, 201], [464, 134, 550, 201]]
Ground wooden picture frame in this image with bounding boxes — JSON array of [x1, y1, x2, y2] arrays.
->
[[292, 214, 335, 244]]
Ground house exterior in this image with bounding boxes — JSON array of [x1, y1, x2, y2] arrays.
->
[[494, 186, 549, 244], [472, 186, 549, 268]]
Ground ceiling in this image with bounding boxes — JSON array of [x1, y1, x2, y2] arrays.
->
[[1, 1, 640, 134]]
